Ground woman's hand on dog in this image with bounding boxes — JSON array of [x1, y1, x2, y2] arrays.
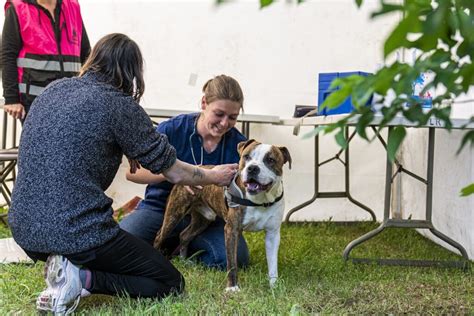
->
[[210, 164, 239, 187], [161, 160, 237, 186]]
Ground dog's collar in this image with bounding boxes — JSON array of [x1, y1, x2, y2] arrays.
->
[[225, 190, 284, 208], [224, 172, 284, 208]]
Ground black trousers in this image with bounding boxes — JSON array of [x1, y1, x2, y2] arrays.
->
[[25, 229, 185, 299]]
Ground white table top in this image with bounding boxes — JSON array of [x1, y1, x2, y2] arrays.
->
[[280, 114, 474, 130], [0, 101, 279, 124], [144, 108, 280, 124]]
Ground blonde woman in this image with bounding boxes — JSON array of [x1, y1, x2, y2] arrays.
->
[[121, 74, 250, 270]]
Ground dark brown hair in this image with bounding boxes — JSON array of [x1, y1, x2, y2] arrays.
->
[[80, 33, 145, 102]]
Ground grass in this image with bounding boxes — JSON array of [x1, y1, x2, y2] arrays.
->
[[0, 208, 472, 314]]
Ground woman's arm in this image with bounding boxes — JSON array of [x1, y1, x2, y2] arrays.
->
[[2, 6, 22, 105], [163, 159, 237, 187], [127, 159, 237, 187], [126, 167, 167, 184]]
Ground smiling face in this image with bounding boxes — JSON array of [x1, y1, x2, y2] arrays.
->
[[238, 141, 292, 195], [199, 98, 241, 139]]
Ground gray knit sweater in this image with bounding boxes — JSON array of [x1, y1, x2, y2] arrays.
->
[[9, 72, 177, 254]]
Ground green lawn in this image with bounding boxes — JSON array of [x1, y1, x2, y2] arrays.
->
[[0, 211, 472, 314]]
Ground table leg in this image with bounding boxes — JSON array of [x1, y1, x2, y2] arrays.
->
[[345, 127, 376, 221], [425, 128, 469, 260], [285, 135, 319, 222], [241, 122, 250, 138], [343, 136, 393, 260], [285, 127, 376, 222], [343, 127, 469, 269]]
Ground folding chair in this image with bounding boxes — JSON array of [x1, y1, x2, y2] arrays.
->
[[0, 111, 21, 225], [0, 149, 17, 222]]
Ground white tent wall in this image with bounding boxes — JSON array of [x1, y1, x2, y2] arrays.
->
[[86, 0, 393, 225], [1, 0, 472, 258]]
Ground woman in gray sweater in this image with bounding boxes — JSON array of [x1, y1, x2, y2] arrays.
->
[[8, 33, 238, 315]]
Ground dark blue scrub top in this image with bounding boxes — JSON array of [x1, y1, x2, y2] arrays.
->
[[137, 112, 246, 212]]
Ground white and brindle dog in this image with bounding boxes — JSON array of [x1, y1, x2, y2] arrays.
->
[[153, 139, 292, 291]]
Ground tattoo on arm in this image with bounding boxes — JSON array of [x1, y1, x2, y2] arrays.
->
[[192, 167, 203, 180]]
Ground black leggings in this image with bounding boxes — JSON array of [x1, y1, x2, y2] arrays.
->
[[25, 229, 185, 299]]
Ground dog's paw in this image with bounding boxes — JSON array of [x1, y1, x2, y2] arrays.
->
[[225, 286, 240, 293]]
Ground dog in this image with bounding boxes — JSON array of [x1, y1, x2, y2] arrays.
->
[[153, 139, 292, 292]]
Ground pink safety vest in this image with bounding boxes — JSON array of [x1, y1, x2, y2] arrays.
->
[[6, 0, 83, 101]]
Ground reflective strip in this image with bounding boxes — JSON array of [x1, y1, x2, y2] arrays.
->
[[19, 83, 45, 96], [63, 62, 81, 72], [17, 58, 81, 72], [17, 58, 60, 71]]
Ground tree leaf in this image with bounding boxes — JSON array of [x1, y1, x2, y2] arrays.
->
[[260, 0, 273, 8], [302, 125, 326, 139], [459, 0, 474, 11], [384, 14, 420, 57], [354, 0, 363, 8], [460, 183, 474, 197], [456, 130, 474, 155], [320, 84, 352, 110], [355, 108, 374, 140], [423, 0, 449, 36], [403, 103, 423, 122], [371, 3, 404, 18], [335, 129, 348, 149], [352, 78, 375, 108], [387, 126, 406, 162]]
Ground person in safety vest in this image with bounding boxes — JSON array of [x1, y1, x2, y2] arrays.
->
[[1, 0, 90, 120]]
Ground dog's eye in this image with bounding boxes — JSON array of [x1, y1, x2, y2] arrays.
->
[[265, 157, 276, 164], [243, 154, 250, 160]]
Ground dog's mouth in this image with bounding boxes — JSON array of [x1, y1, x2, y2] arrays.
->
[[244, 179, 273, 194]]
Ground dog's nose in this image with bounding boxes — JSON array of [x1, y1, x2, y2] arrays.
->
[[247, 165, 260, 175]]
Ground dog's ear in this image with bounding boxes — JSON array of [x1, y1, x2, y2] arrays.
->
[[279, 146, 292, 169], [237, 139, 257, 156]]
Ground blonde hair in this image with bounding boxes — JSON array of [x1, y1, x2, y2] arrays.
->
[[202, 75, 244, 111]]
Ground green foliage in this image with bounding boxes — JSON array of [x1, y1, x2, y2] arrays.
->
[[457, 117, 474, 153], [260, 0, 273, 8], [460, 183, 474, 196], [387, 126, 407, 162], [325, 0, 473, 195], [255, 0, 473, 195]]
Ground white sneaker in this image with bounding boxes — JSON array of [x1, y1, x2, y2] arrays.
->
[[36, 255, 82, 315]]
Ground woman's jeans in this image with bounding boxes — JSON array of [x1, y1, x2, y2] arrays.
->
[[119, 207, 249, 270], [25, 229, 185, 299]]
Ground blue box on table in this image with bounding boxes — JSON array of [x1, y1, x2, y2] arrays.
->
[[317, 71, 373, 116]]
